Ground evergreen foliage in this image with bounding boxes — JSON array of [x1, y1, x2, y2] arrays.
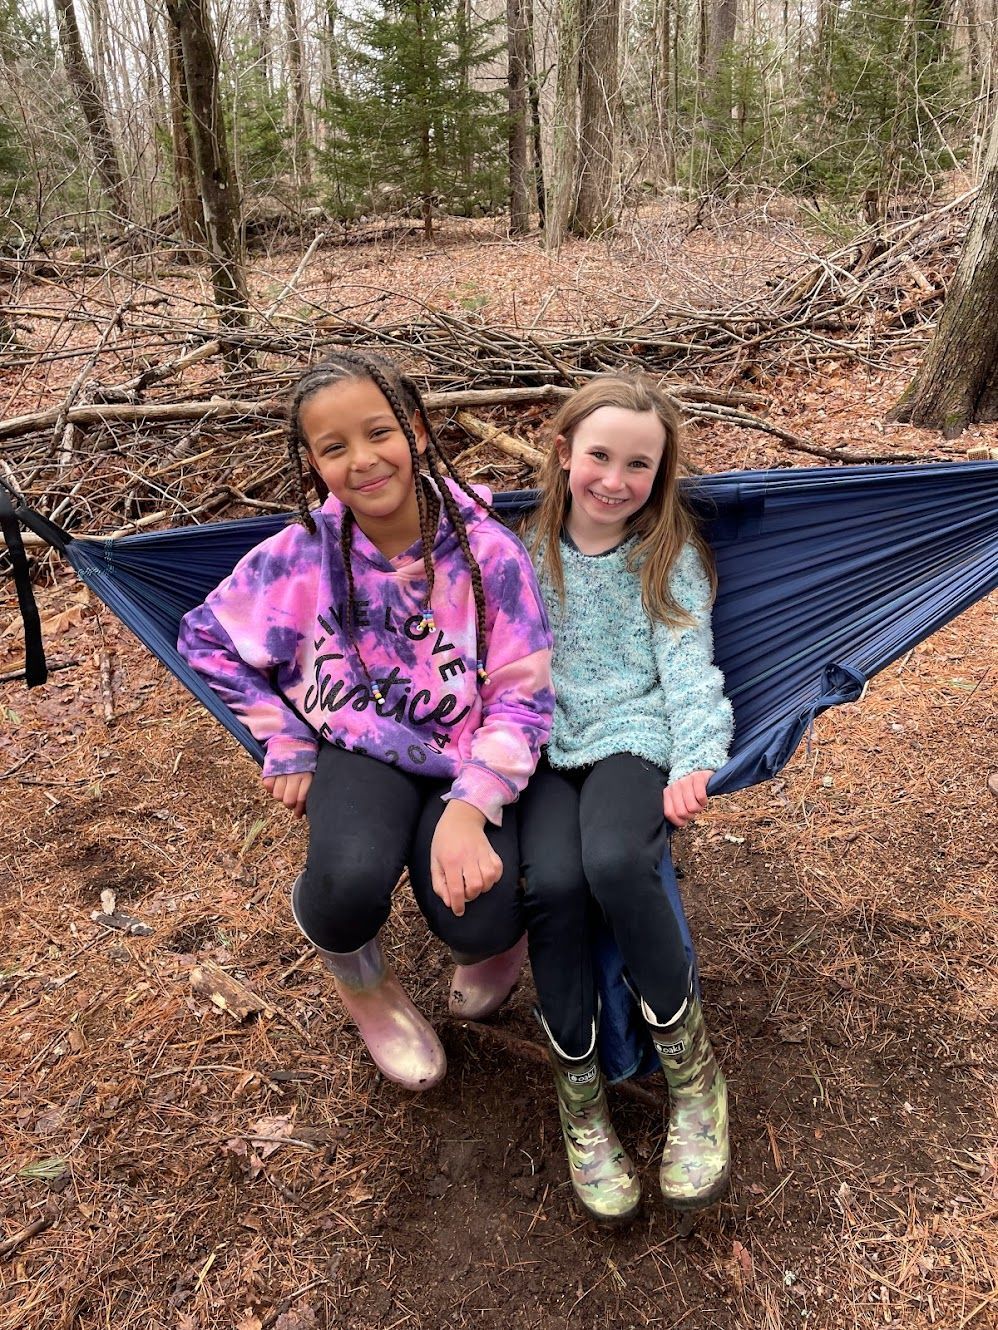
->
[[687, 36, 790, 195], [224, 44, 294, 198], [318, 0, 506, 228], [0, 0, 58, 244], [0, 112, 26, 243], [619, 0, 969, 214], [793, 0, 967, 202]]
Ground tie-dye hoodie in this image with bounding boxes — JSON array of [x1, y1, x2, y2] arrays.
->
[[178, 479, 554, 825]]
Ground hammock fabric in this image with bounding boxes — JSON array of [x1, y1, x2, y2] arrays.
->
[[5, 461, 997, 1079]]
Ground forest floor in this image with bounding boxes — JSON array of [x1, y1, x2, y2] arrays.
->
[[1, 203, 996, 1330]]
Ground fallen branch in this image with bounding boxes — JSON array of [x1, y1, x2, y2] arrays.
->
[[454, 411, 544, 467], [97, 647, 115, 723], [0, 386, 575, 442], [0, 1212, 56, 1260], [688, 402, 934, 464], [0, 398, 284, 440], [190, 962, 275, 1021]]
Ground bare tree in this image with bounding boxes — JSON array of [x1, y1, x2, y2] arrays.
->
[[321, 0, 341, 95], [508, 0, 532, 232], [701, 0, 737, 127], [653, 0, 676, 182], [53, 0, 130, 219], [248, 0, 274, 87], [889, 111, 998, 435], [166, 0, 250, 351], [546, 0, 580, 244], [525, 0, 546, 225], [166, 11, 204, 246], [572, 0, 620, 236], [284, 0, 311, 186]]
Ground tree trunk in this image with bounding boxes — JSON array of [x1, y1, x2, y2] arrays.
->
[[816, 0, 840, 81], [53, 0, 130, 219], [412, 0, 434, 239], [889, 112, 998, 435], [654, 0, 675, 182], [546, 0, 580, 245], [571, 0, 620, 237], [166, 0, 250, 355], [166, 13, 205, 246], [525, 0, 545, 226], [284, 0, 311, 186], [508, 0, 532, 233], [702, 0, 737, 125], [321, 0, 341, 95], [143, 0, 170, 136], [697, 0, 709, 72], [960, 0, 982, 82]]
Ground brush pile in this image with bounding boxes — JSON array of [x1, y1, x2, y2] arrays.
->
[[0, 194, 971, 537]]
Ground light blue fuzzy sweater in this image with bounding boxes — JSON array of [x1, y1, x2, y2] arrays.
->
[[535, 535, 734, 777]]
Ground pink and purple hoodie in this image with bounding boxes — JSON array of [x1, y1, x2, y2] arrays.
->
[[178, 480, 554, 825]]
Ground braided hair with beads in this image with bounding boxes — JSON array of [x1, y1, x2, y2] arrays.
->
[[285, 350, 495, 692]]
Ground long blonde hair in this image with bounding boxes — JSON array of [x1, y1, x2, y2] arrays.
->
[[531, 375, 716, 628]]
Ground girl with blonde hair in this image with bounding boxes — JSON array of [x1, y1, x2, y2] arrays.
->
[[520, 374, 733, 1223]]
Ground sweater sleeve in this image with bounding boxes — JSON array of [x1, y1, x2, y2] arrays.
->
[[177, 538, 320, 779], [652, 545, 733, 782], [443, 536, 555, 825]]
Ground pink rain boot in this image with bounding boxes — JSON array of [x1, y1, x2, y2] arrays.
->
[[292, 877, 446, 1091], [448, 934, 528, 1019]]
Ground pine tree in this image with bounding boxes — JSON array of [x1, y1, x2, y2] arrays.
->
[[224, 39, 293, 199], [797, 0, 967, 205], [319, 0, 505, 236], [0, 0, 51, 242], [689, 34, 789, 198]]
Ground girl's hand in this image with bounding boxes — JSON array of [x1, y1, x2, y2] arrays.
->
[[262, 771, 312, 819], [663, 770, 713, 829], [430, 800, 503, 917]]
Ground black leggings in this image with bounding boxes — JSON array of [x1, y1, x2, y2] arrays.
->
[[296, 744, 524, 959], [519, 753, 691, 1057]]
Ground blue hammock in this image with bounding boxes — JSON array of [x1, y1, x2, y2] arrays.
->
[[4, 460, 997, 1079]]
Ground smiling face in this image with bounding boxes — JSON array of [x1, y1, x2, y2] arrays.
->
[[299, 376, 427, 555], [557, 406, 666, 552]]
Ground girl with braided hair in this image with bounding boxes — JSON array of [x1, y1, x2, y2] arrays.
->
[[178, 351, 554, 1090]]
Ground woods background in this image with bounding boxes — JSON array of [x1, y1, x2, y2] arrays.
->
[[4, 0, 998, 249], [1, 0, 997, 1327]]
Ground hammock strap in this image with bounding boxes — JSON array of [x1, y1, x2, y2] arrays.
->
[[0, 485, 47, 687]]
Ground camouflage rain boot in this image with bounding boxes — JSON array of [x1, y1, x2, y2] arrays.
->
[[540, 1013, 641, 1226], [641, 985, 729, 1210], [292, 876, 446, 1091]]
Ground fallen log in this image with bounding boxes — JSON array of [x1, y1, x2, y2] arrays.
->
[[454, 411, 544, 466], [0, 386, 576, 442]]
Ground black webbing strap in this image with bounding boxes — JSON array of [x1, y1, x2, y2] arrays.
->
[[0, 486, 47, 686]]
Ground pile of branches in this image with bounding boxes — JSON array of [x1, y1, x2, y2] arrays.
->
[[1, 196, 967, 540]]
